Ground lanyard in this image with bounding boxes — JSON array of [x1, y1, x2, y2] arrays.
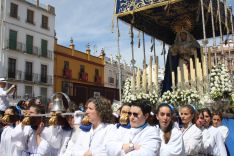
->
[[181, 122, 193, 135], [88, 124, 104, 150]]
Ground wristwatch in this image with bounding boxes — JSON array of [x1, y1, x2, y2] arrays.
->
[[129, 143, 134, 151]]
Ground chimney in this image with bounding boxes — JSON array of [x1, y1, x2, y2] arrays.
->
[[69, 38, 75, 50], [86, 43, 91, 60], [69, 38, 75, 56]]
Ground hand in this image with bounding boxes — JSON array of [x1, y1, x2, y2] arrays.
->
[[36, 122, 44, 135], [84, 151, 92, 156], [122, 143, 135, 153], [134, 144, 141, 150]]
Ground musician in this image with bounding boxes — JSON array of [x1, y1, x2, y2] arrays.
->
[[42, 104, 83, 156], [0, 106, 21, 156], [71, 96, 115, 156], [12, 104, 50, 156], [156, 103, 185, 156], [179, 105, 202, 156], [202, 108, 227, 156], [0, 78, 16, 112], [106, 100, 161, 156]]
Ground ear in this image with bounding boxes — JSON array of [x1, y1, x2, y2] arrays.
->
[[144, 113, 149, 120], [156, 114, 159, 120]]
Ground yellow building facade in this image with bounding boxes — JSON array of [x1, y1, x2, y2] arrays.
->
[[54, 41, 108, 103]]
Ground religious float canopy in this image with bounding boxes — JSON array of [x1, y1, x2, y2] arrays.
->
[[115, 0, 233, 45]]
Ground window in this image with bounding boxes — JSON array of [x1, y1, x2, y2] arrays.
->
[[25, 86, 33, 98], [26, 35, 33, 54], [27, 9, 34, 24], [95, 69, 99, 76], [41, 64, 47, 83], [64, 61, 69, 69], [10, 3, 18, 18], [41, 39, 48, 57], [8, 58, 16, 78], [25, 61, 33, 81], [80, 65, 85, 73], [9, 30, 17, 50], [41, 15, 48, 29], [62, 81, 70, 95], [40, 87, 47, 101]]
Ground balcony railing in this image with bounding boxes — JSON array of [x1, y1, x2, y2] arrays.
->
[[79, 72, 88, 81], [5, 69, 52, 85], [6, 40, 53, 59], [94, 75, 102, 83]]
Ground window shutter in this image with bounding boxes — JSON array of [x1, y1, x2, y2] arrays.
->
[[26, 35, 33, 54], [9, 30, 17, 50]]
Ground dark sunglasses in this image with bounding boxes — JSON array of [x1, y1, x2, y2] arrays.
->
[[128, 112, 139, 118]]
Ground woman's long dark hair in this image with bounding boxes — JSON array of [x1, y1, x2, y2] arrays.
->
[[156, 103, 174, 144]]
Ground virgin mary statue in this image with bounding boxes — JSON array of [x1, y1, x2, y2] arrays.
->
[[162, 30, 201, 93]]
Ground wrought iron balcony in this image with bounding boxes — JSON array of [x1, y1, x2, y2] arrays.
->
[[6, 40, 53, 59]]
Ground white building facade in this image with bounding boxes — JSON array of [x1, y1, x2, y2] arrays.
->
[[0, 0, 55, 103], [104, 57, 132, 89]]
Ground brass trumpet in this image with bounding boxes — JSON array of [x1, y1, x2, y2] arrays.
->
[[119, 113, 129, 125], [1, 114, 20, 125], [81, 115, 91, 125]]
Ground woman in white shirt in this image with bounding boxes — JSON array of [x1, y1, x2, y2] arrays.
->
[[71, 96, 114, 156], [156, 103, 185, 156], [179, 105, 202, 156], [12, 104, 51, 156], [202, 108, 227, 156], [0, 106, 21, 156], [106, 100, 161, 156], [212, 111, 229, 142]]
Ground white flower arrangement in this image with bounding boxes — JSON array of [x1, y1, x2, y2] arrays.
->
[[159, 89, 200, 107], [210, 63, 232, 100], [122, 78, 158, 105]]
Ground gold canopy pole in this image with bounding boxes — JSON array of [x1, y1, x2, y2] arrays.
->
[[130, 19, 136, 92], [200, 0, 208, 94], [229, 7, 234, 70], [116, 18, 122, 101], [217, 0, 224, 63], [142, 32, 146, 69], [210, 0, 217, 64]]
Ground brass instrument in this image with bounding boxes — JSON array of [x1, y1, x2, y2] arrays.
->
[[81, 115, 90, 125], [1, 114, 20, 125], [20, 92, 85, 126], [119, 113, 129, 125]]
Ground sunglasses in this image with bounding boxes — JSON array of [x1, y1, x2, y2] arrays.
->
[[128, 112, 139, 118]]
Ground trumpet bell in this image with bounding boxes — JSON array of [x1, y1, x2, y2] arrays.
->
[[81, 115, 90, 125], [119, 113, 129, 125], [51, 97, 65, 112]]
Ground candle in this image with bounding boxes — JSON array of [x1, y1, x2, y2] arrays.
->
[[142, 68, 147, 92], [171, 71, 175, 88], [189, 58, 194, 81], [183, 64, 189, 83], [148, 56, 152, 90], [154, 56, 158, 88], [177, 67, 181, 84], [202, 55, 207, 77], [198, 62, 203, 81], [131, 76, 135, 92], [136, 68, 141, 90], [195, 57, 200, 79]]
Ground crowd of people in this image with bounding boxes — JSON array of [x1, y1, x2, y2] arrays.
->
[[0, 86, 230, 156]]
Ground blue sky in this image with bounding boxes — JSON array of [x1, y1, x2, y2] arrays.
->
[[40, 0, 234, 68]]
